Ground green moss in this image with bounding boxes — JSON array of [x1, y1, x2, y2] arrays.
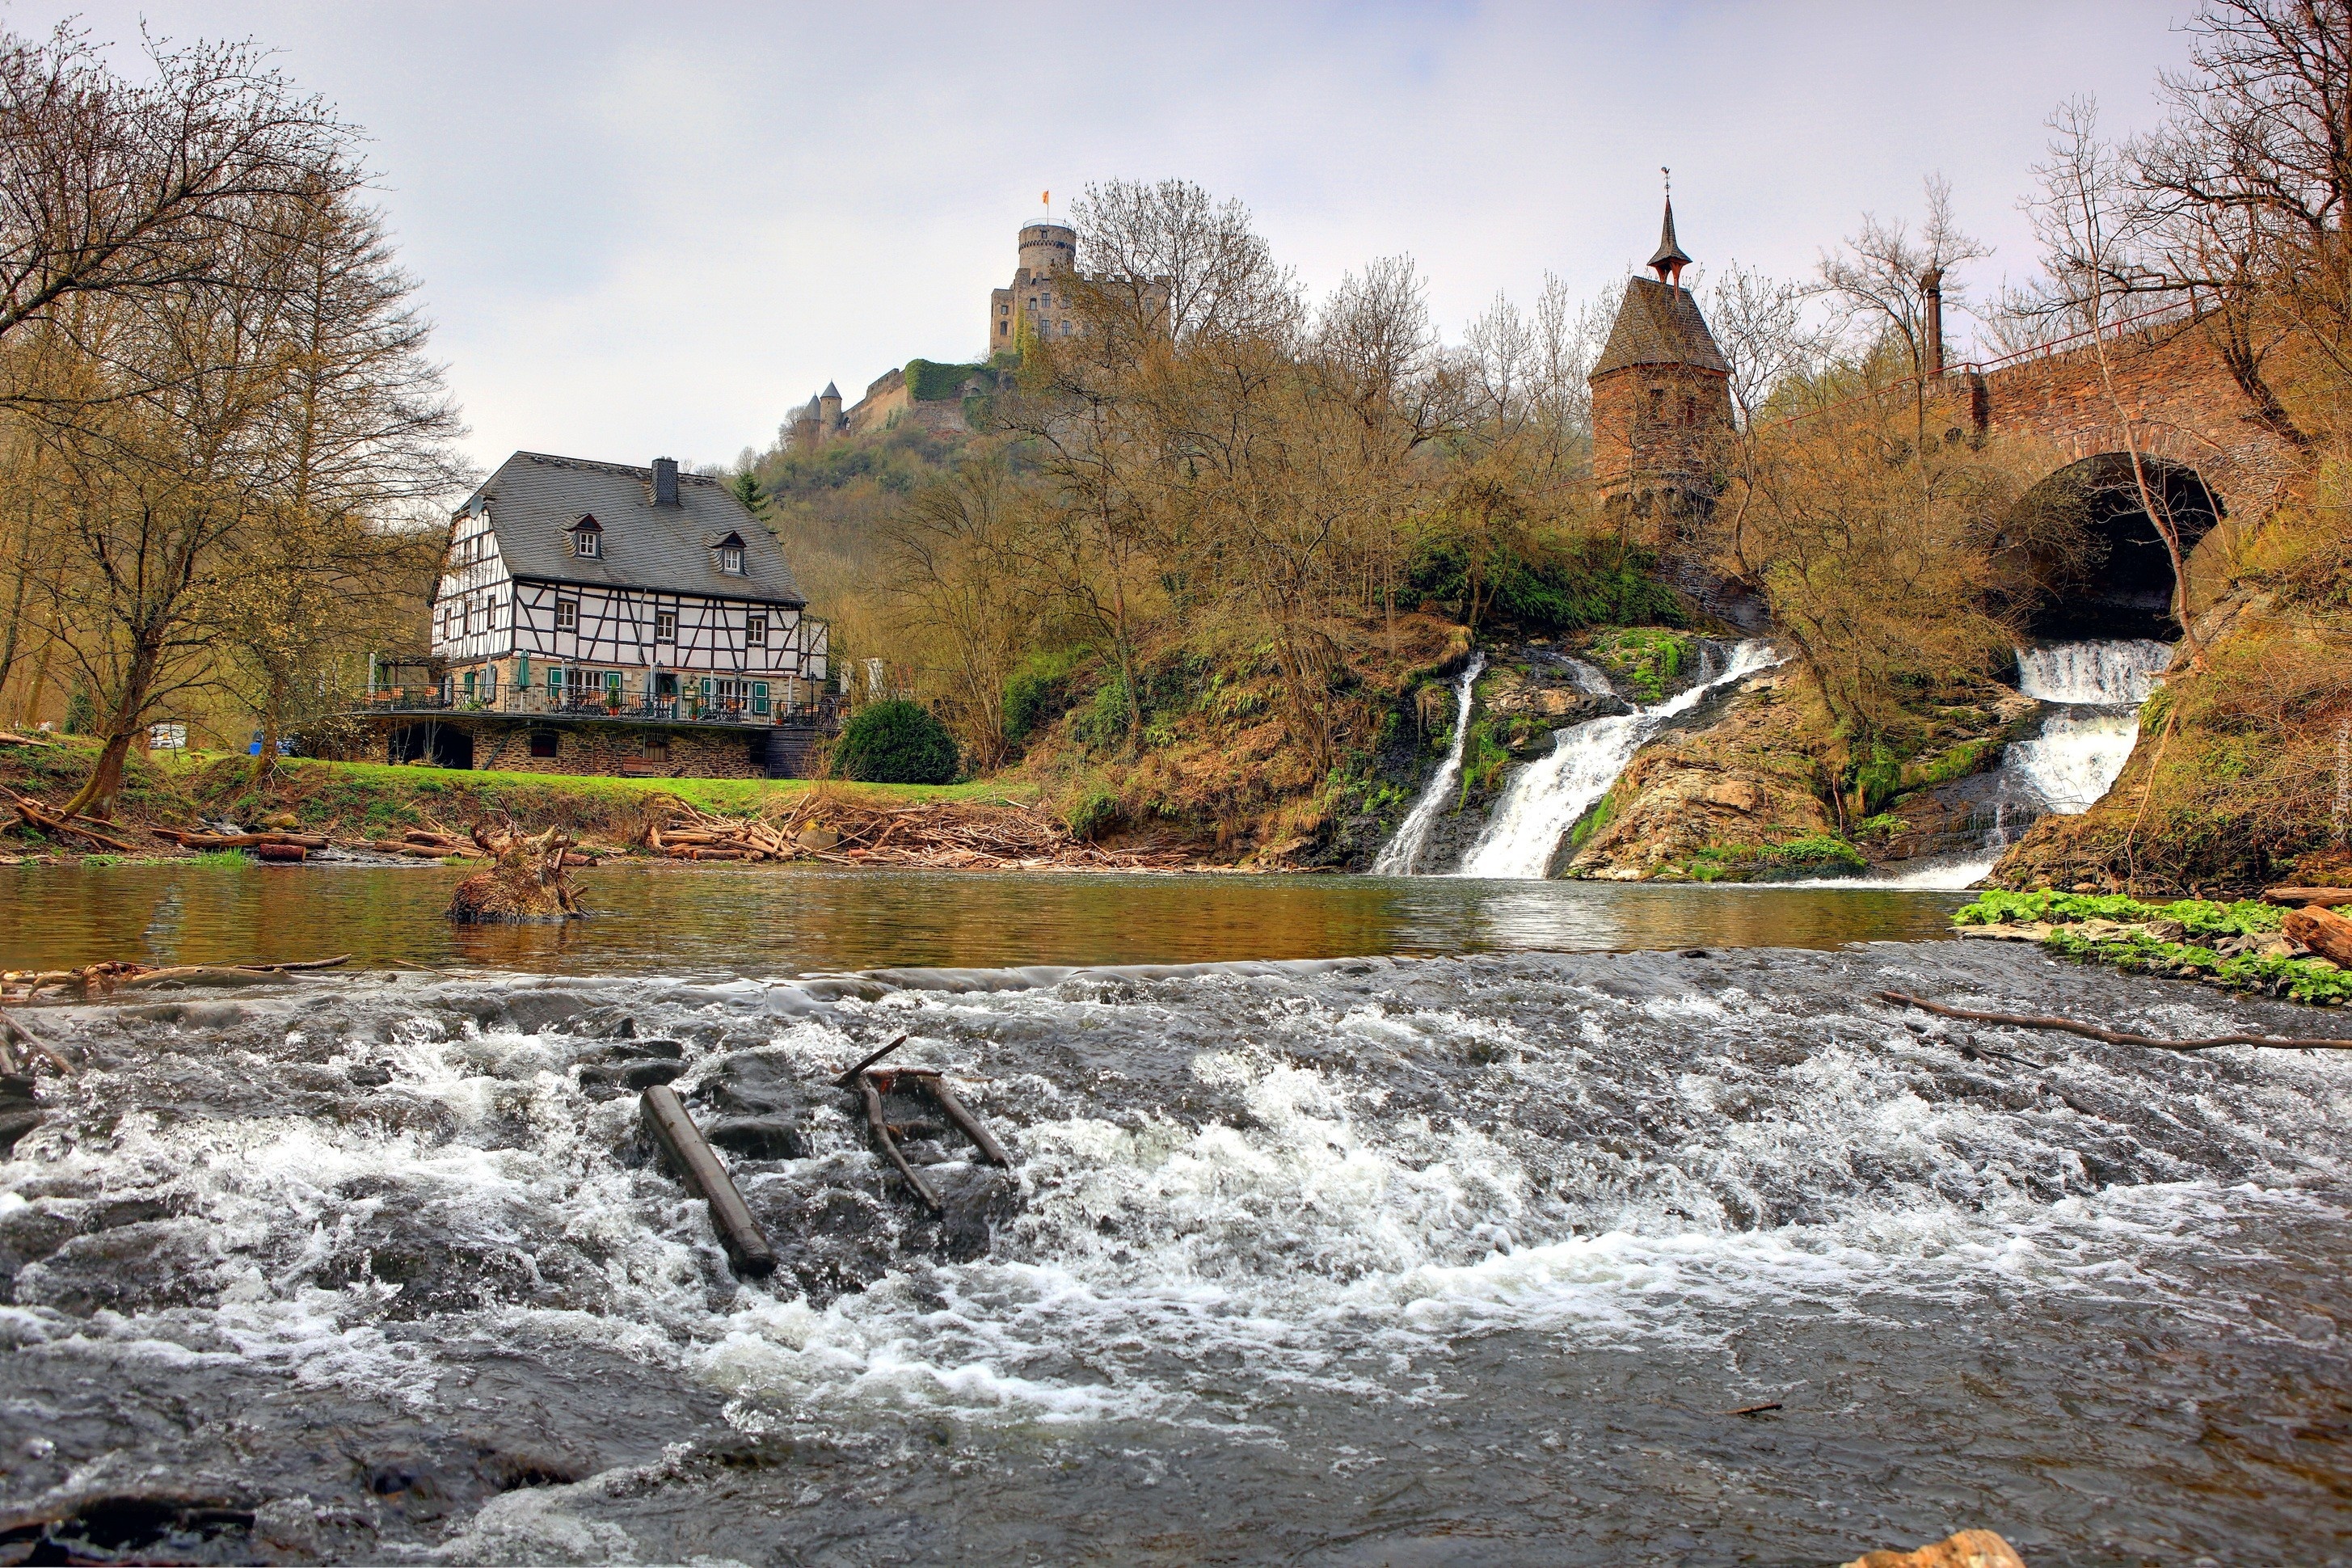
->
[[1586, 627, 1695, 702], [1850, 812, 1907, 842], [905, 359, 995, 401], [1458, 720, 1513, 804], [1677, 832, 1867, 882]]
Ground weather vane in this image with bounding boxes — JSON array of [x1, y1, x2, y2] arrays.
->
[[1663, 166, 1671, 198]]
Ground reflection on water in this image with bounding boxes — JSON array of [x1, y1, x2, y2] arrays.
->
[[2, 863, 1969, 976]]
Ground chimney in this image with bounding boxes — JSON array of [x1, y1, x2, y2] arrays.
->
[[1921, 268, 1945, 377], [651, 457, 680, 508]]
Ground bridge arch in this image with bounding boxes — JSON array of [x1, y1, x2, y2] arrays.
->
[[2003, 452, 2221, 642]]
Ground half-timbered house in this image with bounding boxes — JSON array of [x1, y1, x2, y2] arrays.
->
[[363, 452, 833, 778]]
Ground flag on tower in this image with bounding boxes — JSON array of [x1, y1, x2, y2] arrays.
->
[[1042, 190, 1050, 206]]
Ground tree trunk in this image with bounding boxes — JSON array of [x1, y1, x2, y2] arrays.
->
[[251, 670, 286, 786], [61, 729, 133, 820]]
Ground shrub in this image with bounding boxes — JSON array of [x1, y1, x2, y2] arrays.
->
[[832, 700, 958, 784]]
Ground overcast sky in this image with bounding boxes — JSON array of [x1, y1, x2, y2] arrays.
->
[[40, 2, 2200, 478]]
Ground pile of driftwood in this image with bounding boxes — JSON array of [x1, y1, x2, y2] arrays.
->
[[642, 792, 1191, 871], [834, 1036, 1013, 1212]]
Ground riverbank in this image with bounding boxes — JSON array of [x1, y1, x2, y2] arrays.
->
[[0, 736, 1151, 870], [1953, 887, 2352, 1005]]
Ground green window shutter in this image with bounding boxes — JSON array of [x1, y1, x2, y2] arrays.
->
[[752, 682, 769, 716]]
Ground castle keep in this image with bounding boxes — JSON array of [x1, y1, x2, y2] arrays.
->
[[990, 222, 1081, 348], [1589, 196, 1734, 528]]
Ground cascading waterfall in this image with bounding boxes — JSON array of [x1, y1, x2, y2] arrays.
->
[[1869, 637, 2175, 889], [2007, 637, 2173, 813], [1372, 653, 1486, 875], [1456, 640, 1781, 879], [2013, 639, 2173, 705]]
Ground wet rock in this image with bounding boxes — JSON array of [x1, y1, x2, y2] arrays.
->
[[0, 1072, 40, 1157], [578, 1058, 684, 1094], [700, 1050, 808, 1119], [705, 1113, 806, 1161], [12, 1220, 218, 1315], [347, 1061, 394, 1087], [0, 1495, 259, 1566], [1844, 1528, 2027, 1568]]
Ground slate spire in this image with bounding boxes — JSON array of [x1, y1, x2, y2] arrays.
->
[[1648, 186, 1692, 287]]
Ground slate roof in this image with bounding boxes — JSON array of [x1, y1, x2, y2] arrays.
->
[[1591, 276, 1730, 377], [1648, 197, 1692, 272], [461, 452, 805, 607]]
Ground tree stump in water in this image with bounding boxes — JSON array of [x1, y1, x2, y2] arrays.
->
[[446, 819, 584, 923]]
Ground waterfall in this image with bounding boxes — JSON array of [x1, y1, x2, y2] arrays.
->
[[2014, 639, 2172, 705], [1372, 653, 1486, 875], [2005, 709, 2144, 814], [1457, 641, 1781, 880], [1865, 638, 2173, 890], [2008, 636, 2173, 814]]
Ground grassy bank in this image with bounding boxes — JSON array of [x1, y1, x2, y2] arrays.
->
[[1954, 889, 2352, 1006], [1, 736, 1035, 855]]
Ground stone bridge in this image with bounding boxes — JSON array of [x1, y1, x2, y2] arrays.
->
[[1946, 315, 2304, 639]]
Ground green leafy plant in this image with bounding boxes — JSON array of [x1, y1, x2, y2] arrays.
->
[[832, 700, 959, 785]]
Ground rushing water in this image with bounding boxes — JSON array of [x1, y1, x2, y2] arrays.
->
[[1456, 642, 1781, 880], [2014, 639, 2173, 706], [0, 933, 2346, 1564], [1372, 655, 1486, 876]]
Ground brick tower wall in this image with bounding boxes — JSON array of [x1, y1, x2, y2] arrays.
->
[[1591, 362, 1734, 502]]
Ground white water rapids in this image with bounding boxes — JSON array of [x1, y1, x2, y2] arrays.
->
[[1455, 640, 1781, 879], [1372, 653, 1486, 875]]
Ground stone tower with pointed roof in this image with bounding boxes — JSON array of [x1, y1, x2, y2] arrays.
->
[[1590, 194, 1733, 531]]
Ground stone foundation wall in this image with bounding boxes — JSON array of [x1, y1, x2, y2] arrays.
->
[[373, 719, 767, 778]]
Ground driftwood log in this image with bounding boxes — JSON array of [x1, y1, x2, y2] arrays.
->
[[640, 1084, 776, 1276], [447, 818, 584, 923], [1878, 990, 2352, 1052], [2261, 886, 2352, 907], [2282, 903, 2352, 968], [6, 791, 140, 852]]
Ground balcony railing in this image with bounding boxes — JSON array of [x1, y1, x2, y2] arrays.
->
[[360, 684, 837, 727]]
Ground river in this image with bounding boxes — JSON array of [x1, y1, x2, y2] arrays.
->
[[1, 866, 2347, 1565]]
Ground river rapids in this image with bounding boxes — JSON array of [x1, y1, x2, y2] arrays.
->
[[1, 940, 2347, 1563]]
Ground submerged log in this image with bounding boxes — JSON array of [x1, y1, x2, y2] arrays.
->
[[895, 1069, 1012, 1167], [639, 1085, 776, 1277], [858, 1073, 942, 1212], [447, 816, 584, 923], [2282, 903, 2352, 968]]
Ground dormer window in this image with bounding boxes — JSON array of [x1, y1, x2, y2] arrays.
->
[[569, 515, 603, 559], [715, 532, 745, 575]]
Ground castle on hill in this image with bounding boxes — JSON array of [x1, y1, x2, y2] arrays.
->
[[786, 217, 1125, 453], [785, 194, 1738, 530]]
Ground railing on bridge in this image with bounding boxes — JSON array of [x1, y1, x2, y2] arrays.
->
[[361, 682, 839, 728]]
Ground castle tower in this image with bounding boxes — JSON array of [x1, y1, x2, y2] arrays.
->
[[990, 221, 1081, 352], [819, 381, 844, 435], [1589, 192, 1734, 533]]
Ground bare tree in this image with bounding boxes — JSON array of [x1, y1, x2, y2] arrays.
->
[[1819, 175, 1992, 448], [0, 23, 347, 361], [2026, 96, 2207, 655]]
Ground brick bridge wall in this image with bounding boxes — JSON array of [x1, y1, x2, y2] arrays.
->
[[1965, 322, 2302, 517]]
